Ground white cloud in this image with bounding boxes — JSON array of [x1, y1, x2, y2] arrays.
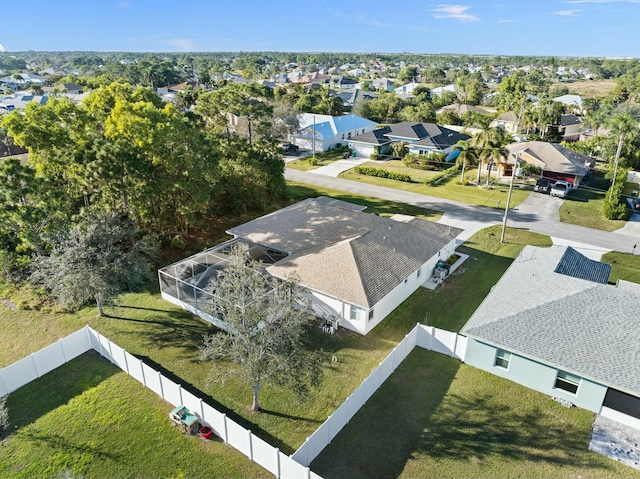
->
[[432, 4, 479, 22], [498, 19, 521, 23], [554, 9, 582, 15], [165, 38, 196, 51], [117, 1, 130, 7], [0, 43, 5, 52]]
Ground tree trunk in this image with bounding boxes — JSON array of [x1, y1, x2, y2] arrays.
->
[[460, 160, 466, 184], [96, 294, 104, 317], [251, 382, 260, 411]]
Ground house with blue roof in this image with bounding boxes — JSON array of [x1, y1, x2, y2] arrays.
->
[[292, 113, 377, 153], [461, 245, 640, 428]]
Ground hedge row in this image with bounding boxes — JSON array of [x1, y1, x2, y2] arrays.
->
[[353, 166, 412, 182], [402, 152, 446, 170], [425, 164, 461, 186], [604, 167, 629, 220]]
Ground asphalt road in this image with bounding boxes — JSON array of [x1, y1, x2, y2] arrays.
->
[[285, 168, 640, 253]]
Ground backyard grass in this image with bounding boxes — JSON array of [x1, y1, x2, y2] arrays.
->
[[286, 146, 350, 171], [602, 251, 640, 285], [0, 352, 269, 479], [312, 349, 637, 479], [339, 160, 532, 209]]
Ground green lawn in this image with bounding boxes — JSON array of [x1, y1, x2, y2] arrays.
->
[[602, 251, 640, 285], [286, 181, 442, 221], [312, 349, 636, 479], [286, 146, 350, 171], [560, 187, 629, 232], [339, 160, 532, 209], [0, 352, 269, 479]]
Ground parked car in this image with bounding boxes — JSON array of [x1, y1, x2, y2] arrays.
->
[[281, 143, 299, 153], [550, 180, 572, 198], [534, 178, 550, 194]]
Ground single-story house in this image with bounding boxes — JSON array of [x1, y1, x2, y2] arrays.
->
[[429, 83, 458, 97], [336, 88, 378, 111], [461, 245, 640, 428], [480, 141, 592, 186], [292, 113, 377, 152], [437, 103, 489, 116], [394, 82, 423, 96], [490, 111, 519, 133], [159, 197, 462, 336], [372, 78, 395, 93], [559, 114, 583, 141], [348, 121, 471, 159], [332, 76, 359, 90], [553, 94, 584, 114]]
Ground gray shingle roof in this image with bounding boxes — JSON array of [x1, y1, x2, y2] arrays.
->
[[506, 141, 592, 176], [349, 127, 393, 146], [461, 245, 640, 397], [229, 198, 461, 308], [554, 247, 611, 284]]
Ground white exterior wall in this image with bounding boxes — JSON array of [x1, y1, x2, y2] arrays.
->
[[349, 142, 376, 158], [292, 136, 332, 153], [627, 171, 640, 184], [363, 239, 458, 335]]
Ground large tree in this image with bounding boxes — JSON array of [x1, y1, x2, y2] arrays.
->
[[200, 249, 325, 412], [452, 140, 479, 183], [31, 212, 158, 316]]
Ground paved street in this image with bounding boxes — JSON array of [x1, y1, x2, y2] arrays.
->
[[285, 168, 640, 253]]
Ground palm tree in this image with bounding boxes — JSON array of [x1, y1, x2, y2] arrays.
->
[[606, 113, 639, 199], [584, 108, 607, 136], [452, 140, 478, 184], [479, 139, 509, 187], [471, 127, 509, 184]]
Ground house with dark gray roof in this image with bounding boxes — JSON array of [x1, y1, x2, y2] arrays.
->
[[159, 197, 462, 335], [348, 121, 470, 159], [559, 114, 583, 141], [461, 245, 640, 426]]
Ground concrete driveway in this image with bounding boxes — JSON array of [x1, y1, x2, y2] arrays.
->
[[308, 157, 370, 177]]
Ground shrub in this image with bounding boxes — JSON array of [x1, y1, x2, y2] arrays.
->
[[425, 164, 460, 186], [353, 166, 412, 182], [603, 167, 630, 220], [307, 156, 318, 166], [370, 153, 381, 161], [402, 152, 447, 170]]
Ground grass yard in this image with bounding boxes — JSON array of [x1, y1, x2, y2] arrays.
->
[[286, 147, 350, 171], [0, 352, 269, 479], [339, 160, 532, 209], [564, 79, 617, 98], [560, 187, 629, 231], [286, 181, 442, 221], [602, 251, 640, 285], [311, 349, 637, 479]]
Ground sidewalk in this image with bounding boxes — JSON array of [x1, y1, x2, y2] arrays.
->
[[308, 157, 370, 177]]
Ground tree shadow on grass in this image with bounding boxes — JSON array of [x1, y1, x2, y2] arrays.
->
[[135, 355, 305, 455], [5, 351, 119, 431], [19, 429, 121, 462]]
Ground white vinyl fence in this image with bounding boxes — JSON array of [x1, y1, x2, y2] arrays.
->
[[0, 323, 466, 477], [292, 323, 466, 467], [627, 171, 640, 184], [0, 326, 322, 479]]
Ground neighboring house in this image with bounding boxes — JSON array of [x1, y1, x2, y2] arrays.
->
[[159, 197, 462, 336], [429, 83, 458, 97], [437, 103, 489, 116], [553, 94, 584, 114], [461, 245, 640, 427], [336, 88, 377, 111], [348, 121, 471, 159], [490, 111, 519, 133], [559, 114, 583, 141], [292, 113, 377, 152], [0, 93, 49, 112], [481, 141, 593, 186], [394, 82, 423, 96], [59, 83, 84, 94], [371, 77, 395, 93], [333, 76, 359, 90]]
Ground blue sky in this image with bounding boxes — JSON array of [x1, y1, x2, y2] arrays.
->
[[1, 0, 639, 57]]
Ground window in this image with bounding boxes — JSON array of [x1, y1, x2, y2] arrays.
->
[[368, 309, 374, 321], [417, 268, 421, 278], [494, 349, 511, 369], [554, 370, 581, 394], [350, 305, 364, 322]]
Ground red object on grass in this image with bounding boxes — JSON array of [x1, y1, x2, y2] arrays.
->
[[199, 426, 214, 439]]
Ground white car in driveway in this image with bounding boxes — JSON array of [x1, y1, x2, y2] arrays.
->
[[550, 180, 572, 198]]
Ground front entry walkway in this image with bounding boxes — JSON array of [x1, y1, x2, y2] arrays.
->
[[590, 415, 640, 470]]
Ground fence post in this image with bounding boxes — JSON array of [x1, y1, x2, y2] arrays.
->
[[199, 398, 204, 421], [140, 359, 146, 386], [85, 325, 93, 351], [306, 466, 311, 479], [248, 430, 253, 460], [178, 385, 183, 405], [31, 353, 39, 378], [123, 350, 129, 374], [452, 333, 459, 358], [158, 371, 164, 399], [222, 413, 228, 443], [0, 371, 8, 395], [59, 339, 67, 363], [275, 448, 280, 478], [107, 338, 114, 365]]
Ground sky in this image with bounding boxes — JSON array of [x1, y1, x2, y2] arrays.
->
[[1, 0, 640, 58]]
